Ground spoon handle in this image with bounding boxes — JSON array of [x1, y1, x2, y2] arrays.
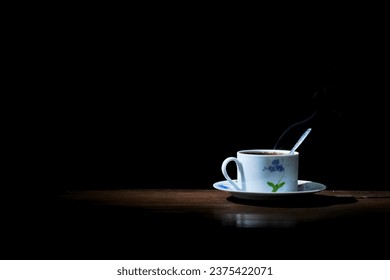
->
[[289, 128, 312, 154]]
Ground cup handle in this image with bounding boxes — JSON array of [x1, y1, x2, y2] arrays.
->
[[221, 157, 243, 191]]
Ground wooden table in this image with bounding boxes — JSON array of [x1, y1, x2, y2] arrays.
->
[[3, 189, 390, 260]]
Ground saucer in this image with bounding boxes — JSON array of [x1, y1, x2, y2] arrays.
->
[[213, 180, 326, 200]]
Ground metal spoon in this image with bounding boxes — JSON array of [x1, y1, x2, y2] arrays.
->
[[289, 128, 312, 154]]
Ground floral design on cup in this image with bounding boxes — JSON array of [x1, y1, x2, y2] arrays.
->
[[263, 159, 285, 192]]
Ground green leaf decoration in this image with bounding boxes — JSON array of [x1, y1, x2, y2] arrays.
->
[[267, 181, 286, 192]]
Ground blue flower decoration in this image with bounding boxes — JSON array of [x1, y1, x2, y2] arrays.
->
[[263, 159, 286, 192], [219, 184, 230, 190], [263, 159, 284, 172]]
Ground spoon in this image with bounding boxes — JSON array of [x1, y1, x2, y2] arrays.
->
[[289, 128, 312, 154]]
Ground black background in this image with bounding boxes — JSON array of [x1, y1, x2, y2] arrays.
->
[[3, 5, 390, 263], [6, 10, 390, 197]]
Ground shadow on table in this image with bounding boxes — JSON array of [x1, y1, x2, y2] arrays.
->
[[226, 193, 357, 207]]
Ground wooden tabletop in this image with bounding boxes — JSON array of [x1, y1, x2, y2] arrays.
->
[[58, 189, 390, 227], [4, 189, 390, 260]]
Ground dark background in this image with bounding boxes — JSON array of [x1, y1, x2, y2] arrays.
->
[[15, 51, 389, 194], [7, 11, 390, 197], [3, 5, 390, 263]]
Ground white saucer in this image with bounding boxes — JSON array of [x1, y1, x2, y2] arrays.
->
[[213, 180, 326, 200]]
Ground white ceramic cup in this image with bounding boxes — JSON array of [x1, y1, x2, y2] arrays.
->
[[221, 149, 299, 192]]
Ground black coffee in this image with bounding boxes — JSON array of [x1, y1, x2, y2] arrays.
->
[[241, 151, 285, 155]]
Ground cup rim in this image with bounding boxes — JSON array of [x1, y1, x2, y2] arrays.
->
[[238, 149, 298, 156]]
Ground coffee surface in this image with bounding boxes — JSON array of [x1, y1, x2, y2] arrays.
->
[[241, 151, 285, 155]]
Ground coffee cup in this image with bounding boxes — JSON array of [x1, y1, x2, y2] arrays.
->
[[221, 149, 299, 192]]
